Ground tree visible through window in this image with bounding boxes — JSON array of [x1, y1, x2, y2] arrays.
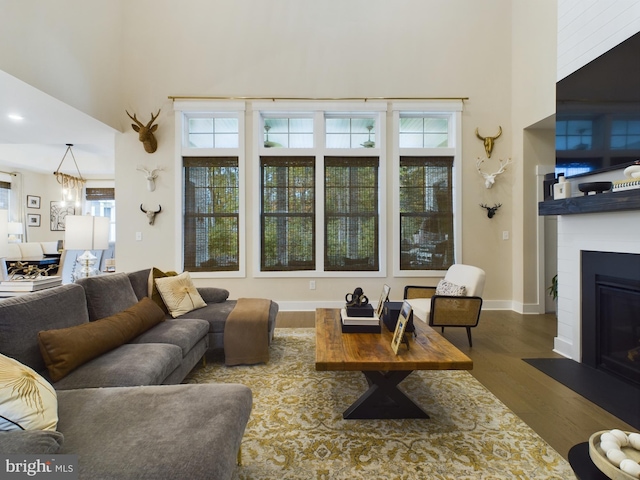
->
[[399, 157, 453, 270], [261, 156, 315, 271], [184, 157, 239, 271], [325, 157, 379, 271]]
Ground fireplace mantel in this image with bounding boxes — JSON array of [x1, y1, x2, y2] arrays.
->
[[539, 189, 640, 216]]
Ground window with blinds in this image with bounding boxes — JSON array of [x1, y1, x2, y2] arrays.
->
[[184, 157, 239, 271], [399, 156, 454, 270], [260, 156, 315, 271], [325, 157, 379, 271], [0, 181, 10, 210]]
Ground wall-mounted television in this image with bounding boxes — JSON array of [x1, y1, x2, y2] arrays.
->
[[556, 31, 640, 179]]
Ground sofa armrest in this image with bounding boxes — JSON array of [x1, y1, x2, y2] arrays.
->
[[197, 287, 230, 303], [403, 285, 436, 300], [0, 430, 64, 454]]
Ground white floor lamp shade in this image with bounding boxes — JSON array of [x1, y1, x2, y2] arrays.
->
[[64, 215, 110, 277]]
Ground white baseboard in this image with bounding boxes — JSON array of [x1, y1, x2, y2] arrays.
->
[[275, 299, 537, 313]]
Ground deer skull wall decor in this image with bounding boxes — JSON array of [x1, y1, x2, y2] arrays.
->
[[480, 203, 502, 219], [126, 109, 161, 153], [476, 157, 513, 189], [136, 165, 163, 192], [475, 126, 502, 158], [140, 204, 162, 225]]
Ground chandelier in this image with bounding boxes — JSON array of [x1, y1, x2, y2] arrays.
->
[[53, 144, 85, 208]]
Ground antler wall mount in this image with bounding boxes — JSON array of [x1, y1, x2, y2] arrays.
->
[[126, 110, 161, 153], [136, 165, 163, 192], [475, 126, 502, 158], [140, 204, 162, 225], [476, 157, 513, 189], [479, 203, 502, 219]]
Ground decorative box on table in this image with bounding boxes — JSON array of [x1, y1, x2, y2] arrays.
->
[[340, 308, 381, 334]]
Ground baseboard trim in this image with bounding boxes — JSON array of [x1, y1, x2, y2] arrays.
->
[[275, 299, 530, 313]]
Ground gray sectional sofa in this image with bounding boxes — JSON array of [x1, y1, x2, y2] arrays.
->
[[0, 268, 278, 479]]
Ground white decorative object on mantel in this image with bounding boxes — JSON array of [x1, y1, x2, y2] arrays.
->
[[553, 174, 571, 199]]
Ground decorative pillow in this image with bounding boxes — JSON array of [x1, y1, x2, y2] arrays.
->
[[155, 271, 207, 318], [148, 267, 179, 313], [435, 280, 467, 296], [0, 353, 58, 431], [38, 298, 165, 382]]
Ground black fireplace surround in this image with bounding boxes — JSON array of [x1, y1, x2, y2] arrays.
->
[[582, 251, 640, 387]]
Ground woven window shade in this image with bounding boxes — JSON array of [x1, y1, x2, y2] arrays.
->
[[325, 156, 379, 271], [261, 156, 315, 271], [184, 157, 239, 271], [399, 156, 454, 270], [85, 188, 114, 201]]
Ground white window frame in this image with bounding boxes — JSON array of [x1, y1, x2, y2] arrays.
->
[[174, 101, 246, 278], [252, 101, 387, 278], [392, 101, 463, 277]]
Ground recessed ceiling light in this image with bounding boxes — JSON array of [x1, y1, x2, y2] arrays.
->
[[8, 114, 24, 121]]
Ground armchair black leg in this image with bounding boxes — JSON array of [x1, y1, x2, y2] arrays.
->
[[466, 327, 473, 347], [441, 327, 445, 334]]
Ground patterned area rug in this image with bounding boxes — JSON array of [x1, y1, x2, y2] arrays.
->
[[185, 329, 575, 479]]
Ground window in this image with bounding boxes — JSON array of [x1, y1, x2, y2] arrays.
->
[[184, 157, 240, 272], [187, 116, 239, 148], [260, 156, 315, 271], [325, 157, 379, 271], [556, 119, 594, 150], [0, 181, 9, 210], [399, 157, 454, 270], [85, 188, 115, 242], [263, 117, 314, 148], [399, 116, 449, 148], [326, 117, 376, 148]]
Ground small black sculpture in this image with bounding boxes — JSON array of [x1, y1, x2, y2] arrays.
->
[[480, 203, 502, 219], [345, 287, 369, 308]]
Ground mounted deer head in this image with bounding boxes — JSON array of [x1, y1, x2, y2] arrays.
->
[[476, 157, 512, 189], [475, 126, 502, 158], [140, 204, 162, 225], [480, 203, 502, 219], [136, 165, 163, 192], [126, 109, 161, 153]]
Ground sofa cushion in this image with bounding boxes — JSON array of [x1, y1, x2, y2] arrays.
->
[[52, 343, 183, 390], [76, 273, 139, 321], [0, 354, 58, 432], [178, 300, 237, 334], [0, 284, 89, 373], [197, 286, 230, 304], [56, 384, 252, 480], [38, 298, 165, 382], [155, 271, 207, 318], [148, 267, 178, 313], [130, 318, 209, 357], [17, 242, 44, 257], [0, 430, 64, 453]]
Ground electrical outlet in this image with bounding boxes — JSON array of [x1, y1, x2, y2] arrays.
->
[[135, 232, 142, 241], [309, 280, 316, 290], [502, 231, 509, 240]]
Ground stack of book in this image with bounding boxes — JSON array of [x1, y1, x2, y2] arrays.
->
[[0, 276, 62, 294], [340, 308, 381, 334]]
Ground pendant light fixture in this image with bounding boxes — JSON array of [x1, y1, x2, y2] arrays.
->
[[53, 144, 85, 208]]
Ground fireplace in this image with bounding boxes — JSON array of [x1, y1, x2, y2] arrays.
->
[[582, 251, 640, 386]]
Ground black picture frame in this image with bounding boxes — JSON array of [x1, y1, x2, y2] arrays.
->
[[27, 195, 41, 209], [50, 201, 75, 231], [27, 213, 41, 227]]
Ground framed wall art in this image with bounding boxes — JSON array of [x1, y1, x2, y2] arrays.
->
[[50, 201, 75, 231], [27, 213, 41, 227], [27, 195, 41, 209]]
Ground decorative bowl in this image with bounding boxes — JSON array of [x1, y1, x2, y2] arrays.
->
[[578, 181, 613, 195], [589, 430, 640, 480]]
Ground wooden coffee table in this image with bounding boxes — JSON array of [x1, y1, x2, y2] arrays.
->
[[315, 307, 473, 419]]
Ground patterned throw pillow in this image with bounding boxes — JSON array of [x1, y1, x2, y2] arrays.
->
[[435, 280, 467, 296], [0, 354, 58, 431], [155, 271, 207, 318]]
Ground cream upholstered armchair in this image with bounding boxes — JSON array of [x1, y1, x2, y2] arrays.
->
[[404, 264, 485, 347]]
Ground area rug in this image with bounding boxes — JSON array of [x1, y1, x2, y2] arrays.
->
[[185, 329, 575, 479]]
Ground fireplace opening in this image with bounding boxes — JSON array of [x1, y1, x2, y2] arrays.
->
[[582, 251, 640, 387]]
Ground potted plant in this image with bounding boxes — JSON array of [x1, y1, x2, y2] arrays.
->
[[547, 274, 558, 301]]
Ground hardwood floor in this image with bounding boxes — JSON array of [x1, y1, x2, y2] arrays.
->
[[275, 309, 636, 460]]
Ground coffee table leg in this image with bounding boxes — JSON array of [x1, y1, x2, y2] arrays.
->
[[343, 370, 430, 419]]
